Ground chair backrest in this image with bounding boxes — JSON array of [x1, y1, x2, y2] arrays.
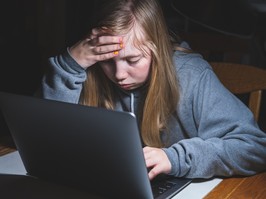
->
[[180, 32, 251, 64], [209, 62, 266, 122]]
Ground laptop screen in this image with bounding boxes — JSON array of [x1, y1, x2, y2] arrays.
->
[[0, 91, 191, 199]]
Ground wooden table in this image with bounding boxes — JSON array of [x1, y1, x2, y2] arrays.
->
[[0, 145, 15, 156], [204, 172, 266, 199], [0, 136, 16, 156], [1, 140, 265, 199]]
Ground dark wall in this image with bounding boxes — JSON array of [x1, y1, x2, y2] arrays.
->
[[0, 0, 68, 96], [0, 0, 106, 96]]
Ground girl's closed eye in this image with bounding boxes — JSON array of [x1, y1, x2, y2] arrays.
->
[[127, 59, 140, 65], [126, 56, 142, 65]]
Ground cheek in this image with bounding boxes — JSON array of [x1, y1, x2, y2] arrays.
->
[[139, 58, 151, 80]]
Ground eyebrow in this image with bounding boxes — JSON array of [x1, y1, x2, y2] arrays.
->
[[121, 54, 142, 60]]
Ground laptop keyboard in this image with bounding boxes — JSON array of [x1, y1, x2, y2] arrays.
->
[[151, 174, 191, 199], [151, 179, 177, 197]]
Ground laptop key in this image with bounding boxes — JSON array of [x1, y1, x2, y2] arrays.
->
[[152, 180, 176, 197]]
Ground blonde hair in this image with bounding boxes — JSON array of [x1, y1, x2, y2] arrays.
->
[[80, 0, 179, 147]]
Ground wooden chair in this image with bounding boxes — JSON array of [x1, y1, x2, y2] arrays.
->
[[179, 32, 252, 64], [209, 62, 266, 122]]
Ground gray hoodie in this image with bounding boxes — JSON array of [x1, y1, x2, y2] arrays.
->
[[39, 47, 266, 179]]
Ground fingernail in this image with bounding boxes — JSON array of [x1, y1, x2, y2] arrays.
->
[[114, 51, 119, 55]]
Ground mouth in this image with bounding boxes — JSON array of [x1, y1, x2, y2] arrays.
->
[[119, 83, 135, 90]]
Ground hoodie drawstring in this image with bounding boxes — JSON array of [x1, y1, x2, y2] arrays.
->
[[130, 92, 135, 114]]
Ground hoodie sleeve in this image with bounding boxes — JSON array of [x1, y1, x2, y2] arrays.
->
[[163, 52, 266, 179], [38, 49, 87, 103]]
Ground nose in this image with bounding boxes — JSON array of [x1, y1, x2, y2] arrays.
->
[[115, 61, 128, 81]]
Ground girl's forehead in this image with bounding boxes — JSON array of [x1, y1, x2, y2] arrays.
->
[[109, 22, 150, 58], [121, 27, 148, 53], [118, 39, 143, 58], [123, 24, 146, 43]]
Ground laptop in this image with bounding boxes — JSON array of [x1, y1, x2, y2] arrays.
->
[[0, 91, 191, 199]]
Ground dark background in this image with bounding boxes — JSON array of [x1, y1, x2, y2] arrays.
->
[[0, 0, 266, 138]]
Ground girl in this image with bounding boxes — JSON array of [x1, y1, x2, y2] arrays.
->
[[39, 0, 266, 180]]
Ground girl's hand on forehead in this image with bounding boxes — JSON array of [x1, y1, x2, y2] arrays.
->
[[69, 27, 123, 69]]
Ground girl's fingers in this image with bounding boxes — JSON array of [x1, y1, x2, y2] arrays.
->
[[88, 35, 122, 47], [91, 27, 110, 36], [98, 35, 123, 45], [93, 43, 122, 54], [148, 166, 162, 180], [71, 27, 123, 67], [90, 27, 122, 43], [94, 51, 120, 62], [143, 146, 172, 180]]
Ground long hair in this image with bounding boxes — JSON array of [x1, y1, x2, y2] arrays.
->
[[80, 0, 179, 147]]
